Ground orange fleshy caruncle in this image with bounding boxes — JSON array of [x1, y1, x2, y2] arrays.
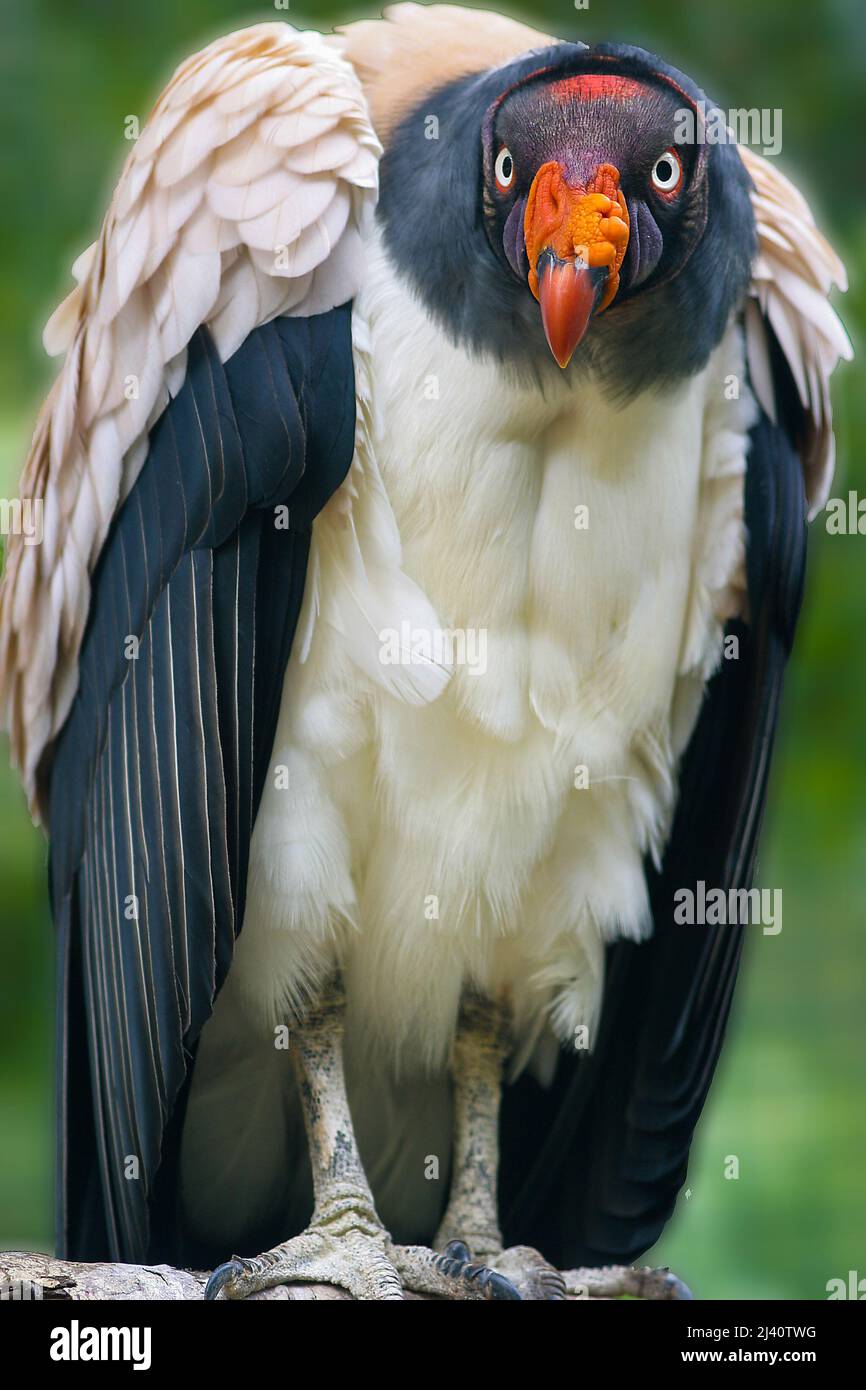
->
[[524, 161, 630, 313]]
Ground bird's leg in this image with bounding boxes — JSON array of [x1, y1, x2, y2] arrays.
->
[[388, 991, 524, 1300], [423, 992, 565, 1299], [206, 977, 401, 1300], [409, 995, 691, 1303], [434, 992, 512, 1258], [206, 979, 520, 1301]]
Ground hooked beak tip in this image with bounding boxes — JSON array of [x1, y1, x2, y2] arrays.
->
[[536, 253, 608, 369]]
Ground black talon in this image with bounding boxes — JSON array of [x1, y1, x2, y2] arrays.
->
[[205, 1258, 244, 1300], [657, 1267, 694, 1301], [434, 1241, 522, 1299], [465, 1261, 522, 1300], [483, 1268, 523, 1301]]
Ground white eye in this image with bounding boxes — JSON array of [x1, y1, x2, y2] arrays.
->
[[494, 147, 516, 192], [651, 148, 682, 195]]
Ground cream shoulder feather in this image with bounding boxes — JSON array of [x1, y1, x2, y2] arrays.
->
[[0, 4, 850, 817], [334, 2, 553, 139], [738, 145, 852, 515]]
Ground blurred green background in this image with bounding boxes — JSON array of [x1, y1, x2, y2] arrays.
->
[[0, 0, 863, 1298]]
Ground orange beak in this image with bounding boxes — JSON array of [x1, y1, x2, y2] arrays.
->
[[524, 161, 630, 368]]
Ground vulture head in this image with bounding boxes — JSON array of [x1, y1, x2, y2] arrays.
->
[[379, 42, 756, 394]]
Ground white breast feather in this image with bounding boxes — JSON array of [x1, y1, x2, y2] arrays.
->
[[233, 231, 757, 1079]]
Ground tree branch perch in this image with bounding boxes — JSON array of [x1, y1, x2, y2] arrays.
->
[[0, 1250, 691, 1300]]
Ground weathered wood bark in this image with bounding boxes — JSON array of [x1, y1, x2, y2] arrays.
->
[[0, 1250, 691, 1300]]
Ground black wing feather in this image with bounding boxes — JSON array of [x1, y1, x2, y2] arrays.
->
[[501, 366, 808, 1267], [50, 309, 355, 1262]]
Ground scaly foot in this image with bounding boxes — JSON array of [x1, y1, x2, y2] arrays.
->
[[426, 1236, 565, 1300], [394, 1239, 521, 1300], [205, 1183, 402, 1300], [205, 1185, 522, 1301], [489, 1243, 567, 1300]]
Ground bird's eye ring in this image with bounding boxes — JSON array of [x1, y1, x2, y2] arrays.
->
[[494, 147, 516, 193], [650, 148, 683, 197]]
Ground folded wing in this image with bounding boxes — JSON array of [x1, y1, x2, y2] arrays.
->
[[0, 22, 379, 812], [0, 23, 378, 1262]]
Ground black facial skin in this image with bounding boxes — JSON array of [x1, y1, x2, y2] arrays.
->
[[377, 42, 757, 401]]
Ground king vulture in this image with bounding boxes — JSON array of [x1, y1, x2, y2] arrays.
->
[[0, 5, 850, 1299]]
